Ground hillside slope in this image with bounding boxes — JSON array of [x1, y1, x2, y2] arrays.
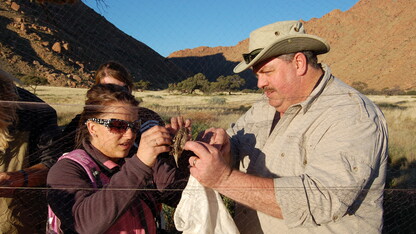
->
[[169, 0, 416, 91], [0, 0, 189, 88]]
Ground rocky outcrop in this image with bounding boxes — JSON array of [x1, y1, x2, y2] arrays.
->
[[1, 0, 413, 90], [168, 0, 416, 91], [0, 0, 190, 88]]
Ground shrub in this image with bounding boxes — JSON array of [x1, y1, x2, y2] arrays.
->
[[20, 75, 49, 94], [376, 102, 407, 110], [405, 90, 416, 95], [242, 88, 259, 93], [145, 95, 163, 99], [237, 105, 250, 112], [207, 97, 226, 105], [133, 80, 151, 91], [148, 103, 161, 108], [136, 97, 143, 103]]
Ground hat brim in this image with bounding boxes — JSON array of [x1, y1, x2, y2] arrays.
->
[[234, 35, 330, 73]]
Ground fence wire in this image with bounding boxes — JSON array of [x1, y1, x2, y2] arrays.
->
[[0, 1, 415, 234]]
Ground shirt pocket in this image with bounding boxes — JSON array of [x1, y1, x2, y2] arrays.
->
[[265, 134, 306, 176]]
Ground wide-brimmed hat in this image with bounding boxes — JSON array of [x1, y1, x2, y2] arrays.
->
[[234, 20, 330, 73]]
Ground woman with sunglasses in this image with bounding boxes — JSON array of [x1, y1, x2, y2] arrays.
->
[[47, 84, 190, 233], [61, 61, 165, 154]]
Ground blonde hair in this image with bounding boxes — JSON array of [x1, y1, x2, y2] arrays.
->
[[0, 70, 19, 153]]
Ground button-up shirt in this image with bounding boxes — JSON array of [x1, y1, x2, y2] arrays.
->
[[227, 64, 388, 234]]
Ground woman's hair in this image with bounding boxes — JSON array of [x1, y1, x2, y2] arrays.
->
[[0, 70, 19, 153], [75, 84, 140, 149], [94, 61, 133, 92]]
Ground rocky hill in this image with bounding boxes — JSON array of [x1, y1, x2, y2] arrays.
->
[[1, 0, 414, 91], [168, 0, 416, 91], [0, 0, 190, 88]]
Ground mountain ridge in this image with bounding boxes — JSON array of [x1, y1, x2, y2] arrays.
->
[[0, 0, 414, 91], [168, 0, 416, 91], [0, 0, 190, 88]]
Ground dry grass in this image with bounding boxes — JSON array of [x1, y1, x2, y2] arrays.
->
[[34, 87, 415, 232], [34, 86, 263, 127], [37, 86, 416, 172], [35, 87, 416, 164], [35, 86, 416, 164], [370, 95, 416, 163], [370, 96, 416, 233], [134, 90, 262, 107], [33, 86, 86, 125]]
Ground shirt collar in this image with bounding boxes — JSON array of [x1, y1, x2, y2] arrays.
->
[[82, 140, 123, 172], [298, 63, 333, 114]]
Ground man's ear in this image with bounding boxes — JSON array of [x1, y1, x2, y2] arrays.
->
[[293, 52, 307, 76]]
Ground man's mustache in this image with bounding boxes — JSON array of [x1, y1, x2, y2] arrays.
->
[[263, 87, 275, 92]]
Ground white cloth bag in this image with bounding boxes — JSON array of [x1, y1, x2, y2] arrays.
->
[[174, 175, 240, 234]]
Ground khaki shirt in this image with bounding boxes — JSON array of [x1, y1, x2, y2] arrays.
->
[[227, 65, 388, 234], [0, 131, 47, 234]]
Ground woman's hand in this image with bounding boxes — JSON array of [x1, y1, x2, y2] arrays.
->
[[136, 116, 192, 167], [136, 126, 172, 167], [165, 116, 192, 137]]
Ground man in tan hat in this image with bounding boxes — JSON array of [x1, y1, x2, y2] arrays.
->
[[184, 20, 388, 233]]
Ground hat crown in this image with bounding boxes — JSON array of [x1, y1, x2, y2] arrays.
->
[[249, 20, 305, 52], [233, 20, 329, 73]]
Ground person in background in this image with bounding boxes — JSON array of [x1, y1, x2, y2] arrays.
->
[[0, 69, 61, 233], [185, 20, 388, 233], [61, 61, 164, 153], [47, 84, 190, 233]]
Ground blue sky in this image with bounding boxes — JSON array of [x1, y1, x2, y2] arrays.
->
[[84, 0, 359, 57]]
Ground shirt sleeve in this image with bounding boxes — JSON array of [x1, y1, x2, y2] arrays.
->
[[151, 152, 190, 207]]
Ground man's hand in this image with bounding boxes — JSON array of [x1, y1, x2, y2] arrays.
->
[[184, 141, 231, 188], [184, 141, 282, 219], [196, 128, 231, 166]]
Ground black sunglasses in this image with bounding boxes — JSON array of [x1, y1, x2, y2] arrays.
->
[[242, 48, 262, 64], [87, 118, 141, 134]]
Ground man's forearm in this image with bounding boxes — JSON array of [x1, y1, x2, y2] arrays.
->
[[214, 169, 283, 219]]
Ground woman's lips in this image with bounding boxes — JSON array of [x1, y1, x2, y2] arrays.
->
[[119, 142, 132, 150]]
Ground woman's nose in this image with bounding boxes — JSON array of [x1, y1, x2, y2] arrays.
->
[[123, 128, 135, 138]]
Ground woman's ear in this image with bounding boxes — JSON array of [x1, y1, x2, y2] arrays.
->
[[86, 121, 98, 138]]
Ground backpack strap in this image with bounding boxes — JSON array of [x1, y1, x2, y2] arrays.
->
[[61, 150, 151, 233], [59, 149, 109, 187], [47, 149, 107, 233]]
